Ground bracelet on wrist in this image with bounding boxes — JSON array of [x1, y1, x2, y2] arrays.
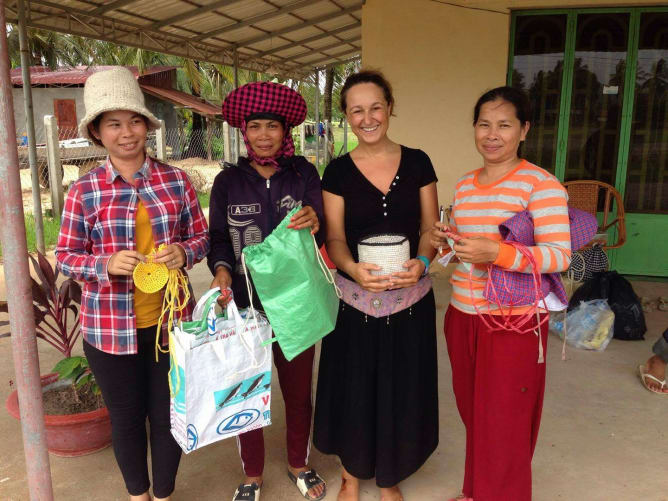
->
[[416, 255, 431, 276]]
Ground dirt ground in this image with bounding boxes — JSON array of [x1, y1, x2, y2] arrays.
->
[[0, 261, 667, 500]]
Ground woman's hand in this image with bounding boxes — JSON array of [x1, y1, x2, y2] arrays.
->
[[350, 262, 392, 292], [389, 259, 425, 289], [154, 244, 187, 270], [430, 221, 450, 255], [287, 206, 319, 235], [210, 266, 233, 306], [453, 237, 500, 264], [107, 250, 145, 276]]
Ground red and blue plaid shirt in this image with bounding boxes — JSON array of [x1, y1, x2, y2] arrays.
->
[[56, 156, 210, 355]]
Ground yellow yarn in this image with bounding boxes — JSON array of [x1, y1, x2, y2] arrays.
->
[[150, 244, 191, 362], [133, 253, 169, 294]]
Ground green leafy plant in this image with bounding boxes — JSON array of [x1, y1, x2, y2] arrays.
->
[[0, 252, 101, 403], [52, 356, 100, 397]]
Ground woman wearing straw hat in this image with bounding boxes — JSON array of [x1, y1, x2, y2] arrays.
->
[[208, 81, 326, 501], [56, 67, 210, 501]]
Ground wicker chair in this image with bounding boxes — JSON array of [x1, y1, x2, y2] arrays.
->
[[562, 180, 626, 250]]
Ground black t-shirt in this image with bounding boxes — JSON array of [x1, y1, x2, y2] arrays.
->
[[321, 145, 437, 278]]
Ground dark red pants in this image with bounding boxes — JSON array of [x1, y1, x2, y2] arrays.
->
[[238, 343, 315, 477], [444, 306, 548, 501]]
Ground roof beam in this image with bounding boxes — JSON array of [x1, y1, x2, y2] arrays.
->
[[227, 2, 363, 49], [276, 35, 361, 64], [89, 0, 140, 16], [251, 21, 360, 59], [145, 0, 245, 31], [191, 0, 323, 43], [289, 47, 360, 69]]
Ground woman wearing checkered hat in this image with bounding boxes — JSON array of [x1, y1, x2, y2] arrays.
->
[[208, 81, 326, 501], [55, 67, 210, 501]]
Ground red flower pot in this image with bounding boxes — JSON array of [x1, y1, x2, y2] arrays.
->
[[5, 373, 112, 457]]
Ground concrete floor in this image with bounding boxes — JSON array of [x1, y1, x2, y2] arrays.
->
[[1, 261, 667, 500]]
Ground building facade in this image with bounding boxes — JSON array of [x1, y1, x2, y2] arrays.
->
[[362, 0, 667, 276]]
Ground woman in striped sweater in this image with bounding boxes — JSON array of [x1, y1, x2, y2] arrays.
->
[[432, 87, 571, 501]]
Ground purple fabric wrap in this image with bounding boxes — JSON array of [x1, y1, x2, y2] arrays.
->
[[335, 274, 432, 318], [485, 207, 597, 307]]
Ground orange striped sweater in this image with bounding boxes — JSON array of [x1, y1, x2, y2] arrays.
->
[[449, 160, 571, 314]]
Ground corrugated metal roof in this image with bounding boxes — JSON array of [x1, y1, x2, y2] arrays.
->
[[10, 65, 176, 86], [140, 84, 222, 116], [4, 0, 363, 79]]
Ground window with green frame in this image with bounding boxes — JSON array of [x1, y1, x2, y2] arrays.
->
[[508, 7, 668, 215]]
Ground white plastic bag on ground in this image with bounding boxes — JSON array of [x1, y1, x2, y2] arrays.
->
[[169, 288, 273, 453], [550, 298, 615, 351]]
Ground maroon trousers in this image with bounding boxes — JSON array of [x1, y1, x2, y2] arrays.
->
[[238, 343, 315, 477], [444, 306, 548, 501]]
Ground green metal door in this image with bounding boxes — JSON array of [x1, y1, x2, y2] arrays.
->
[[612, 12, 668, 275], [509, 8, 668, 276]]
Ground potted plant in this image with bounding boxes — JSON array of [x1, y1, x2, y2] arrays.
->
[[4, 251, 111, 457]]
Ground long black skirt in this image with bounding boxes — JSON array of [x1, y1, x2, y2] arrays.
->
[[313, 290, 439, 487]]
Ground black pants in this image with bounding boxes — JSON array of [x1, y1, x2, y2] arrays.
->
[[84, 327, 182, 497]]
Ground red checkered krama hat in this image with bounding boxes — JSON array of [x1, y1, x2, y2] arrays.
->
[[222, 81, 307, 128]]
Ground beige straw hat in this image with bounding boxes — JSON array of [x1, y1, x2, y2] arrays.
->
[[78, 66, 161, 141]]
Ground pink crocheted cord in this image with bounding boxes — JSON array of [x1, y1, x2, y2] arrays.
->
[[468, 241, 549, 335]]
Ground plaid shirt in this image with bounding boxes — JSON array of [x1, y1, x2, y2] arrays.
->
[[56, 156, 210, 355]]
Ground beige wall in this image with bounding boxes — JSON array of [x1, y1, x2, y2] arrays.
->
[[362, 0, 510, 205], [361, 0, 667, 205]]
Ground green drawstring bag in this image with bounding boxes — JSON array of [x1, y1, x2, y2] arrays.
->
[[241, 207, 340, 361]]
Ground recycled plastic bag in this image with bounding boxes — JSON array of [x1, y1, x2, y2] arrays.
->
[[169, 288, 273, 453], [550, 298, 614, 351], [241, 207, 340, 361], [568, 271, 646, 340]]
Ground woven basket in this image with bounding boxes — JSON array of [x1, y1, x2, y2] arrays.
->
[[357, 233, 409, 276]]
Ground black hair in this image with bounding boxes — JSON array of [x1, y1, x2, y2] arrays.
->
[[88, 114, 104, 147], [339, 69, 395, 114], [473, 86, 531, 126], [245, 112, 286, 127]]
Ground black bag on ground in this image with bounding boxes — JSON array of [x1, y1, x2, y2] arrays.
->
[[568, 271, 646, 341]]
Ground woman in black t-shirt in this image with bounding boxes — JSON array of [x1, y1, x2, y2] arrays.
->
[[313, 70, 439, 501]]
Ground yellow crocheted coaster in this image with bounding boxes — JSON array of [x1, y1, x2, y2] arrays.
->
[[133, 260, 169, 293]]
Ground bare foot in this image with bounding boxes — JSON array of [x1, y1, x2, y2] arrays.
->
[[244, 476, 263, 487], [643, 355, 668, 393], [380, 485, 403, 501], [289, 465, 325, 500], [338, 469, 359, 501]]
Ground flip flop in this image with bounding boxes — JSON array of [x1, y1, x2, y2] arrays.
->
[[659, 297, 668, 312], [638, 364, 668, 395], [232, 482, 261, 501], [287, 469, 326, 501]]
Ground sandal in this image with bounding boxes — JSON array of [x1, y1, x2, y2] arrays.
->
[[641, 296, 655, 313], [287, 469, 326, 501], [638, 365, 668, 395], [232, 482, 261, 501], [659, 297, 668, 312]]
